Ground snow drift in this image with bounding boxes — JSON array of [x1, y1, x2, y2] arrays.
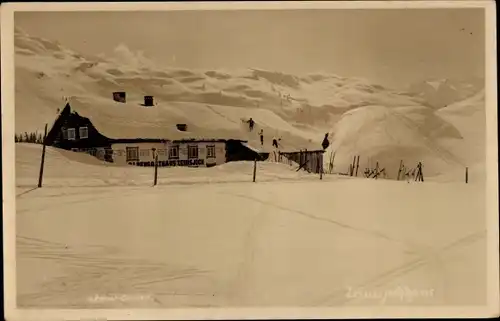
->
[[435, 89, 486, 168], [15, 143, 318, 188], [326, 105, 467, 178]]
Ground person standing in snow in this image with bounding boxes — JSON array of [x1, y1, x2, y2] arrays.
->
[[322, 133, 330, 150], [247, 118, 255, 132], [272, 138, 279, 149], [259, 129, 264, 146]]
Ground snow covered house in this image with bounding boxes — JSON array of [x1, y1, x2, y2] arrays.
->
[[45, 102, 269, 167]]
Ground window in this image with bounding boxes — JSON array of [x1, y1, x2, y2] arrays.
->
[[61, 128, 68, 140], [188, 145, 198, 159], [207, 145, 216, 158], [168, 145, 179, 159], [79, 126, 89, 139], [126, 147, 139, 162], [67, 128, 76, 140]]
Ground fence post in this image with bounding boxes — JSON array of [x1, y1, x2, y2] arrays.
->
[[355, 155, 360, 177], [330, 151, 336, 174], [349, 156, 354, 176], [317, 157, 321, 179], [37, 123, 48, 188], [465, 167, 469, 184], [305, 150, 309, 172], [319, 157, 323, 180], [253, 158, 257, 182], [152, 148, 158, 186], [397, 160, 403, 181], [416, 162, 424, 182]]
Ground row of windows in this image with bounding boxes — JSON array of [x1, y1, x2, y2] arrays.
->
[[125, 145, 216, 162], [62, 127, 88, 140]]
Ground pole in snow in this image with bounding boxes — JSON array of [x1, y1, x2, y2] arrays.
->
[[37, 124, 48, 188]]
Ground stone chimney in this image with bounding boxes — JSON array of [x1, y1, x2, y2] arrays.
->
[[176, 124, 187, 131], [144, 95, 154, 107], [113, 91, 126, 103]]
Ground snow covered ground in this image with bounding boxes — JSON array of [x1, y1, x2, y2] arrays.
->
[[15, 143, 487, 308]]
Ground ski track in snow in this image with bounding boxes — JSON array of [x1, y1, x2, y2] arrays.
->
[[222, 195, 268, 303], [221, 191, 429, 254], [17, 234, 216, 308], [218, 188, 482, 307], [314, 230, 486, 306]]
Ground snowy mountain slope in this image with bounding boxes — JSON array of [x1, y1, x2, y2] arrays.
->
[[325, 105, 466, 178], [408, 78, 484, 109], [435, 89, 486, 167], [437, 88, 485, 116], [15, 27, 424, 135], [13, 27, 484, 179]]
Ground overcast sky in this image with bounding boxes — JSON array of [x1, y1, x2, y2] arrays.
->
[[15, 9, 485, 88]]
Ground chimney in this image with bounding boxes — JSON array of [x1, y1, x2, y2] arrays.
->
[[113, 91, 126, 103], [144, 95, 154, 107], [176, 124, 187, 131]]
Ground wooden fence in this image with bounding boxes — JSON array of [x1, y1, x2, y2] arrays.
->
[[277, 150, 325, 174]]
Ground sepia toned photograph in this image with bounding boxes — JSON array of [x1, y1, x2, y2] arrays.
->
[[2, 1, 498, 320]]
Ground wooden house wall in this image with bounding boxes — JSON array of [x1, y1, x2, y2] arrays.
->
[[45, 104, 112, 152], [110, 141, 226, 167]]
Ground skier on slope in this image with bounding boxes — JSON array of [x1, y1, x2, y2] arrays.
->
[[322, 133, 330, 150], [259, 129, 264, 146]]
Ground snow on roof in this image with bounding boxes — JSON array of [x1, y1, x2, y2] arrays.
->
[[240, 142, 266, 153], [64, 97, 248, 141], [426, 80, 442, 91]]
